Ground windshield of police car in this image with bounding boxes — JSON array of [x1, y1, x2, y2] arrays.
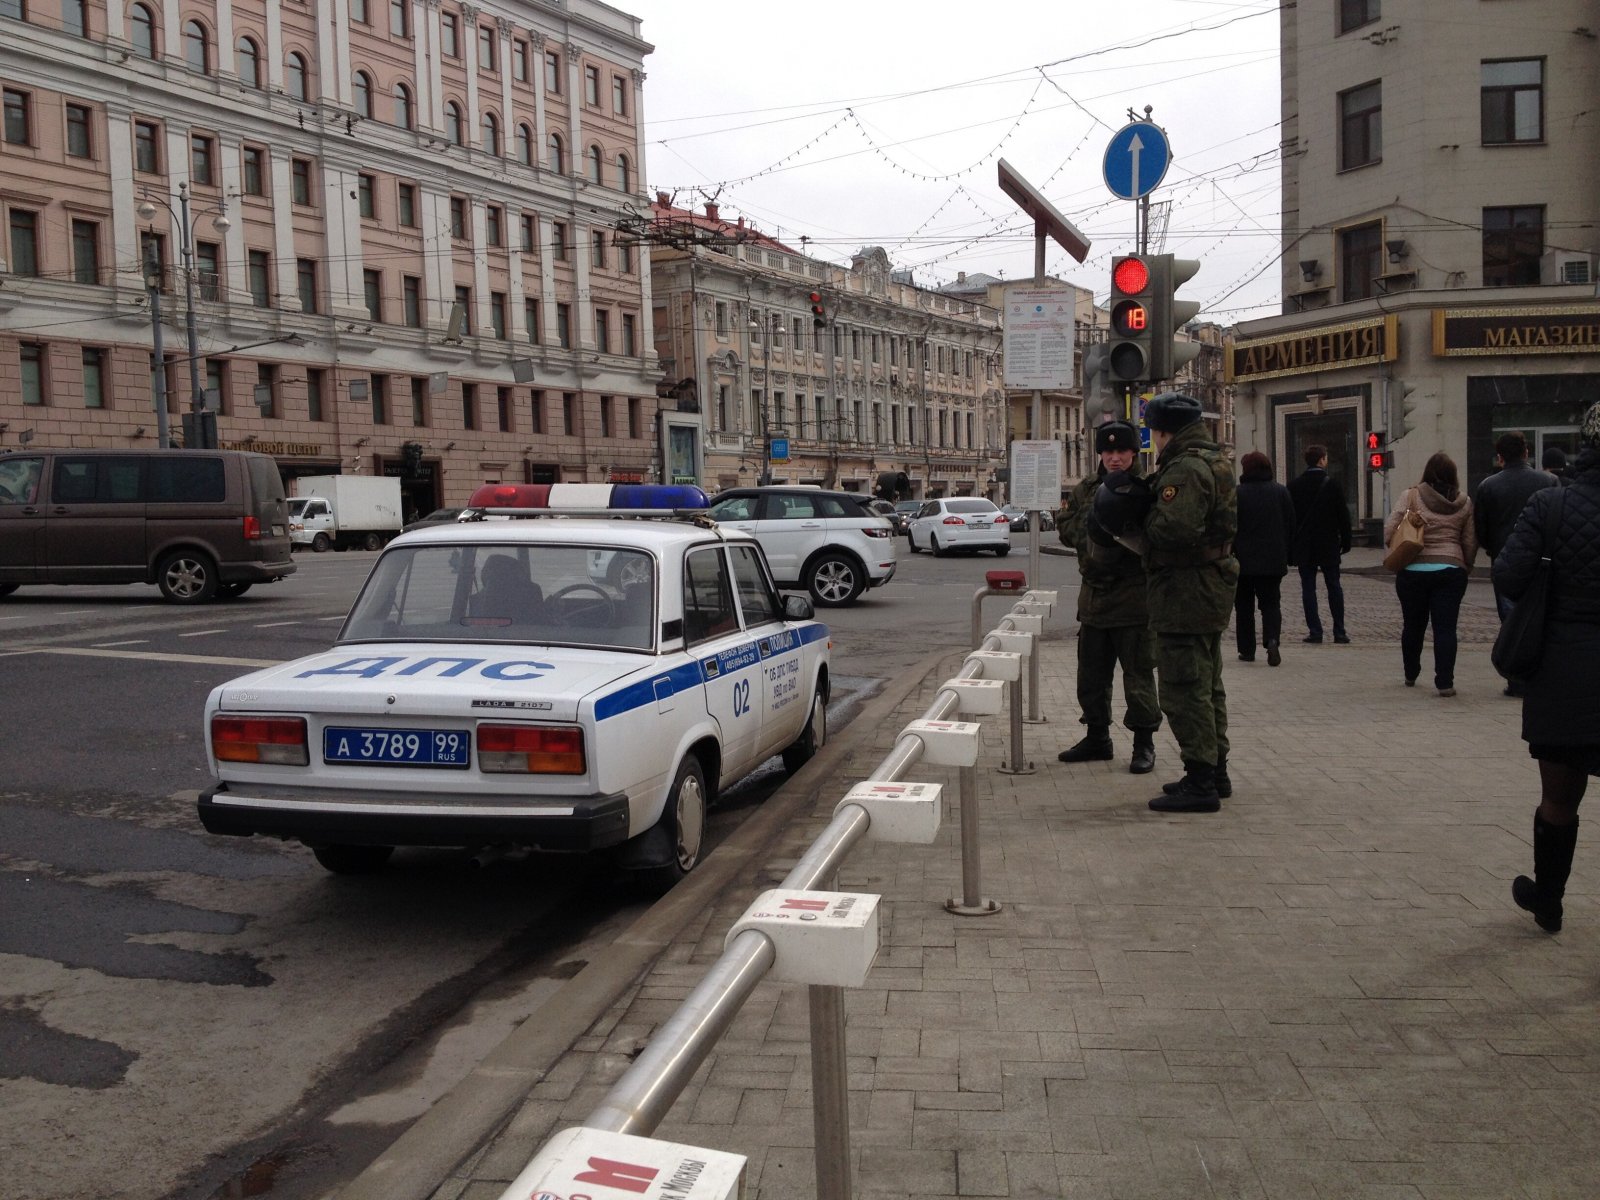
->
[[341, 543, 656, 650]]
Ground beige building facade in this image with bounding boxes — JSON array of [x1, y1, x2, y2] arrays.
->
[[1, 0, 661, 517], [1232, 0, 1600, 535]]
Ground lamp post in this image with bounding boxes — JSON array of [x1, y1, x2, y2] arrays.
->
[[750, 316, 773, 485], [142, 240, 170, 449], [137, 183, 231, 448]]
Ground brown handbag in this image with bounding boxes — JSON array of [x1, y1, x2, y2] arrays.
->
[[1383, 491, 1426, 572]]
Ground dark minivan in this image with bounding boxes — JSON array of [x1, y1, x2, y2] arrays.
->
[[0, 449, 296, 603]]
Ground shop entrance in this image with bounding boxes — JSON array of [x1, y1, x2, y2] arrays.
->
[[1276, 397, 1362, 526]]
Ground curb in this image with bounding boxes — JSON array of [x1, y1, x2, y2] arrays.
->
[[333, 651, 948, 1200]]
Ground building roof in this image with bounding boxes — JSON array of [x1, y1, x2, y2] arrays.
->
[[939, 272, 1004, 296], [648, 195, 801, 255]]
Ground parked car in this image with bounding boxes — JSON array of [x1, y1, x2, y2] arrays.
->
[[1000, 505, 1056, 534], [894, 500, 922, 536], [907, 497, 1012, 556], [708, 486, 896, 607], [402, 507, 465, 533], [867, 498, 909, 535], [197, 483, 830, 890]]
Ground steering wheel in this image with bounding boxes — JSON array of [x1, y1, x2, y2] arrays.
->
[[548, 583, 617, 626]]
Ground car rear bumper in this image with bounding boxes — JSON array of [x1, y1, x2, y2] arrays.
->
[[198, 781, 632, 849], [221, 558, 297, 583]]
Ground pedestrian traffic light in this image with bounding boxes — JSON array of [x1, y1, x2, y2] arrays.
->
[[1391, 380, 1420, 440], [1147, 255, 1201, 382], [1081, 343, 1114, 416], [809, 291, 826, 329], [1365, 429, 1393, 471], [1108, 255, 1154, 385]]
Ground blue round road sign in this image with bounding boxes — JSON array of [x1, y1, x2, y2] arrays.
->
[[1102, 122, 1172, 201]]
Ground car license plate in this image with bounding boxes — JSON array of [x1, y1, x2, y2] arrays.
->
[[972, 519, 990, 529], [324, 726, 471, 767]]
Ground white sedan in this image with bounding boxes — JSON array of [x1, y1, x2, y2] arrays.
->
[[906, 498, 1013, 556], [197, 483, 831, 890]]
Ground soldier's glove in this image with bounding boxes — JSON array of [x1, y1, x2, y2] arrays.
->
[[1091, 470, 1154, 538]]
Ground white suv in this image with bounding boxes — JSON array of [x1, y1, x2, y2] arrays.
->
[[709, 487, 897, 607]]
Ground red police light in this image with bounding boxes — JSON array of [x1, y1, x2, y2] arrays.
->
[[1112, 257, 1150, 295], [1111, 299, 1149, 336]]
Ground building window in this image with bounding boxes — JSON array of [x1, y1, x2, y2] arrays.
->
[[205, 361, 227, 414], [297, 258, 318, 312], [389, 0, 408, 37], [190, 134, 215, 186], [256, 363, 279, 418], [450, 196, 467, 239], [81, 347, 105, 407], [286, 53, 309, 101], [563, 393, 576, 436], [547, 132, 564, 173], [393, 82, 413, 129], [591, 229, 606, 267], [454, 285, 472, 334], [353, 71, 374, 119], [584, 64, 599, 106], [587, 144, 603, 184], [485, 205, 502, 245], [715, 301, 728, 337], [520, 212, 535, 252], [307, 367, 326, 421], [9, 209, 38, 276], [622, 313, 636, 357], [544, 50, 561, 93], [402, 275, 421, 327], [617, 238, 633, 273], [1337, 0, 1379, 34], [236, 36, 262, 88], [512, 39, 528, 82], [398, 182, 417, 227], [364, 269, 383, 321], [440, 12, 458, 57], [1338, 220, 1383, 302], [516, 122, 533, 165], [1482, 59, 1543, 145], [529, 389, 543, 433], [552, 221, 568, 260], [71, 219, 99, 284], [599, 394, 612, 438], [248, 250, 271, 307], [497, 386, 512, 431], [411, 376, 427, 425], [477, 25, 496, 72], [130, 3, 156, 58], [195, 241, 220, 301], [594, 308, 610, 354], [1483, 205, 1544, 286], [350, 0, 369, 23], [357, 173, 376, 219], [3, 89, 30, 145], [481, 111, 501, 155], [462, 382, 477, 430], [371, 373, 389, 424], [627, 397, 641, 439], [444, 101, 464, 146], [62, 0, 88, 36], [524, 298, 540, 341], [65, 103, 92, 157], [612, 74, 627, 116], [556, 302, 571, 348], [291, 157, 313, 205], [490, 291, 507, 339], [242, 145, 265, 195], [133, 119, 159, 171], [20, 343, 45, 405], [183, 19, 210, 73], [616, 153, 631, 193], [1338, 80, 1381, 171]]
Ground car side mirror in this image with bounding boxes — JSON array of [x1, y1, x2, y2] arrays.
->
[[783, 594, 814, 622]]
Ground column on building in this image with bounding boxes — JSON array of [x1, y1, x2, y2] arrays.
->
[[419, 186, 452, 330], [162, 3, 180, 68], [538, 213, 557, 345], [214, 0, 234, 84], [419, 0, 443, 131], [265, 0, 284, 90], [105, 102, 140, 289], [470, 199, 491, 335], [269, 148, 300, 310], [564, 41, 582, 171], [219, 135, 248, 304], [496, 17, 513, 137], [629, 68, 654, 367], [320, 156, 367, 317], [530, 30, 547, 161], [316, 0, 343, 105], [572, 218, 591, 349], [507, 205, 529, 345], [460, 4, 481, 148]]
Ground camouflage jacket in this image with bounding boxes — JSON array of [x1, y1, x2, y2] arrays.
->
[[1141, 423, 1239, 634], [1056, 465, 1150, 628]]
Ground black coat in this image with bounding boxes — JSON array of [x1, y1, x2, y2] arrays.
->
[[1234, 472, 1296, 577], [1287, 468, 1352, 564], [1493, 448, 1600, 749], [1473, 460, 1558, 559]]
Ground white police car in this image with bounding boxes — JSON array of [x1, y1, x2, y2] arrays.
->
[[197, 484, 830, 889]]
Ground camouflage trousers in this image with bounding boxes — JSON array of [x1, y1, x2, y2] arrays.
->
[[1076, 623, 1161, 732], [1155, 631, 1230, 768]]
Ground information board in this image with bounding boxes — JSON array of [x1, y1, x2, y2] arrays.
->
[[1002, 286, 1075, 390], [1008, 440, 1064, 511]]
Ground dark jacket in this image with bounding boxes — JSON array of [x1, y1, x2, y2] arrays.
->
[[1493, 447, 1600, 748], [1287, 467, 1352, 564], [1473, 459, 1558, 559], [1234, 463, 1296, 578], [1141, 423, 1238, 634], [1056, 464, 1149, 628]]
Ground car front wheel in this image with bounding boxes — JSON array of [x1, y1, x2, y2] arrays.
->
[[156, 550, 219, 604], [805, 553, 865, 607], [311, 533, 331, 553]]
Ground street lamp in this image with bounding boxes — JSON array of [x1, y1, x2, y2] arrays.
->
[[137, 183, 231, 448], [749, 317, 772, 485]]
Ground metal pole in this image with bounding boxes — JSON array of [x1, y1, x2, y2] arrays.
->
[[825, 317, 838, 488], [1027, 632, 1044, 723], [178, 184, 206, 445], [945, 762, 1000, 915], [999, 666, 1034, 776], [145, 242, 170, 450], [809, 984, 852, 1200]]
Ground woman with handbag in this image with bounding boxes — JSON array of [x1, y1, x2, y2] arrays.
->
[[1383, 453, 1478, 696], [1494, 401, 1600, 933]]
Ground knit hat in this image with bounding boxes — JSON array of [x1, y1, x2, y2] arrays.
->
[[1582, 401, 1600, 449], [1144, 392, 1203, 433], [1095, 421, 1139, 453]]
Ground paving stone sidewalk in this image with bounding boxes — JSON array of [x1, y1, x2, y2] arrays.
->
[[435, 584, 1598, 1200]]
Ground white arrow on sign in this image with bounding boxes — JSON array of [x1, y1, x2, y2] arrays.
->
[[1127, 132, 1144, 196]]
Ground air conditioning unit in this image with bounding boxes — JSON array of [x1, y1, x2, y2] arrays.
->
[[1540, 251, 1595, 286]]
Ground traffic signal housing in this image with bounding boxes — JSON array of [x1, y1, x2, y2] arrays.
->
[[809, 291, 827, 329], [1391, 380, 1419, 440], [1108, 255, 1155, 385], [1148, 255, 1201, 382], [1365, 429, 1394, 472]]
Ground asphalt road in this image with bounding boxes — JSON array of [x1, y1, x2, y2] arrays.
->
[[0, 536, 1080, 1200]]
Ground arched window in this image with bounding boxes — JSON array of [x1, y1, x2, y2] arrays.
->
[[353, 71, 373, 119], [587, 145, 603, 184], [516, 123, 534, 166], [444, 101, 463, 146], [129, 4, 156, 59], [235, 37, 262, 88], [481, 111, 500, 156], [183, 20, 210, 74], [547, 132, 564, 174], [615, 152, 631, 194], [286, 52, 309, 101], [393, 83, 413, 129]]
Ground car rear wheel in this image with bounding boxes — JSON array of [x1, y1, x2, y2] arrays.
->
[[994, 545, 1011, 557], [216, 582, 253, 599], [156, 550, 219, 604], [638, 754, 707, 892], [782, 681, 828, 775], [932, 535, 950, 558], [311, 533, 331, 553], [805, 552, 865, 607], [312, 844, 394, 874], [362, 532, 382, 552]]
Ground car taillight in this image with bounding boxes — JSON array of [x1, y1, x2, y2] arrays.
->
[[477, 724, 586, 774], [942, 516, 966, 525], [863, 526, 891, 538], [212, 715, 308, 765], [994, 514, 1010, 524], [242, 515, 261, 540]]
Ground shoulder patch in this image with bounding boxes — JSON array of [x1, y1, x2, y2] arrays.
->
[[1160, 485, 1179, 502]]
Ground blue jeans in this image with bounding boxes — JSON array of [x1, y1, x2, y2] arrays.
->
[[1395, 567, 1469, 689], [1298, 557, 1345, 638]]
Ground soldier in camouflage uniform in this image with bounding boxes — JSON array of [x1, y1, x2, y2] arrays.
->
[[1097, 393, 1238, 813], [1054, 420, 1161, 774]]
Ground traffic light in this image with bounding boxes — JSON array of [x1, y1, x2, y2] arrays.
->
[[1081, 343, 1114, 417], [1108, 255, 1155, 385], [1147, 255, 1201, 382], [809, 291, 826, 329], [1391, 380, 1419, 440], [1365, 429, 1393, 472]]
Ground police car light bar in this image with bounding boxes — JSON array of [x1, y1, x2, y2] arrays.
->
[[464, 482, 710, 517]]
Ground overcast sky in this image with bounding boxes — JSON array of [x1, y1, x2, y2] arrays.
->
[[622, 0, 1284, 322]]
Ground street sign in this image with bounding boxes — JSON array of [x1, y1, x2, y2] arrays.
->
[[1102, 122, 1172, 201], [1002, 286, 1075, 390], [1009, 440, 1064, 510], [768, 436, 789, 462]]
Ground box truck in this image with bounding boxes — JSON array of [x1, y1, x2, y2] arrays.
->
[[288, 476, 403, 552]]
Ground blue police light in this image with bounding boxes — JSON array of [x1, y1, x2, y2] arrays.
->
[[610, 484, 709, 509]]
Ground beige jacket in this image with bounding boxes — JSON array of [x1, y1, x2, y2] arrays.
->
[[1384, 484, 1479, 569]]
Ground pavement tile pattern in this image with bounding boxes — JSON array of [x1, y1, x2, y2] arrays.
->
[[433, 565, 1597, 1200]]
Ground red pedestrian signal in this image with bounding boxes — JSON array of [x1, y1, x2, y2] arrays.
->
[[1366, 429, 1393, 471]]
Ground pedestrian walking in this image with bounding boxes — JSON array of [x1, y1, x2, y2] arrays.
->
[[1473, 431, 1557, 623], [1233, 451, 1296, 666], [1053, 420, 1161, 774], [1494, 402, 1600, 933], [1542, 445, 1573, 485], [1287, 445, 1353, 643], [1095, 393, 1238, 813], [1384, 453, 1477, 696]]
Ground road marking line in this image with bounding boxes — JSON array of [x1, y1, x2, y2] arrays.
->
[[319, 615, 345, 622], [57, 609, 95, 615], [92, 639, 150, 647], [21, 647, 279, 667], [255, 620, 303, 627], [179, 628, 229, 637]]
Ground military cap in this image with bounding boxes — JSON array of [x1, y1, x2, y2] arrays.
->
[[1095, 420, 1140, 454], [1144, 392, 1204, 433]]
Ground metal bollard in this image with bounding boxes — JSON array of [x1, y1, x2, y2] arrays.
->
[[971, 571, 1028, 650], [944, 761, 1001, 915], [809, 984, 851, 1200]]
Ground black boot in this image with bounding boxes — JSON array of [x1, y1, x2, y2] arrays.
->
[[1163, 754, 1231, 798], [1129, 731, 1156, 775], [1512, 813, 1579, 932], [1149, 764, 1221, 813], [1058, 727, 1114, 763]]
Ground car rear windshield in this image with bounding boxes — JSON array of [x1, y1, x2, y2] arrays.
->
[[341, 543, 656, 651], [947, 499, 998, 514]]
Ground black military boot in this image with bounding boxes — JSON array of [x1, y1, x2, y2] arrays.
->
[[1149, 764, 1221, 813], [1129, 731, 1156, 775], [1162, 754, 1231, 798], [1058, 726, 1114, 763], [1512, 813, 1580, 933]]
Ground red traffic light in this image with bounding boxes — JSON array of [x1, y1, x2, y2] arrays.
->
[[1365, 430, 1386, 451], [1111, 299, 1149, 336], [808, 290, 824, 314], [1112, 257, 1150, 295]]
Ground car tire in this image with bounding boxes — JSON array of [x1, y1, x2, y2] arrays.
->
[[216, 582, 253, 599], [156, 549, 219, 604], [312, 844, 394, 874], [782, 679, 828, 775], [907, 530, 921, 554], [804, 552, 865, 607], [311, 533, 331, 553], [638, 754, 707, 893], [994, 546, 1011, 557], [0, 584, 17, 599], [362, 532, 383, 552], [932, 536, 950, 558]]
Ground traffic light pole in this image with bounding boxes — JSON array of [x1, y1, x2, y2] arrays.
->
[[1025, 220, 1046, 724]]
